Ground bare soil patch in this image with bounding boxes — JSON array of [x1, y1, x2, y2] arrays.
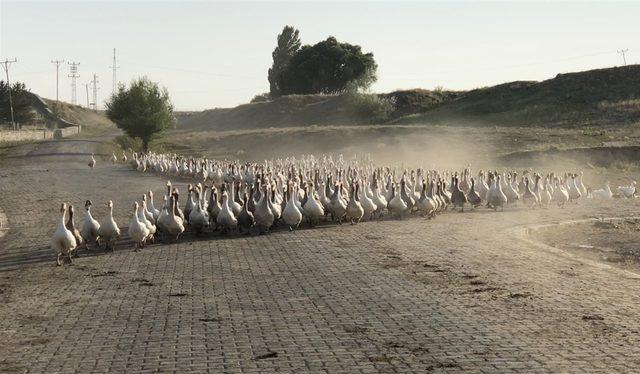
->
[[537, 218, 640, 272]]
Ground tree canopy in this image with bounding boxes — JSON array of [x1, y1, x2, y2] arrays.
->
[[268, 25, 301, 98], [105, 77, 175, 152], [277, 36, 377, 95], [0, 81, 35, 125]]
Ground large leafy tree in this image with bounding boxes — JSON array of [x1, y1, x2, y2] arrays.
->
[[278, 37, 377, 95], [0, 81, 34, 124], [268, 25, 301, 98], [106, 77, 175, 152]]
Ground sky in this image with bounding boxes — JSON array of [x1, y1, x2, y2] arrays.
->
[[1, 1, 639, 111]]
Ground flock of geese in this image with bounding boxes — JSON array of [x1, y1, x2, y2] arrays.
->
[[50, 151, 637, 265]]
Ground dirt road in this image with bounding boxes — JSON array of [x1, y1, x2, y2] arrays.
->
[[1, 135, 639, 372]]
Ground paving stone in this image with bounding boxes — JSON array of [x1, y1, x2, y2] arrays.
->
[[1, 138, 640, 372]]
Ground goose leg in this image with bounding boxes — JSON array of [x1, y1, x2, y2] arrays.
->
[[56, 253, 63, 266]]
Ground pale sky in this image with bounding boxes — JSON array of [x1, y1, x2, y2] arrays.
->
[[1, 1, 639, 111]]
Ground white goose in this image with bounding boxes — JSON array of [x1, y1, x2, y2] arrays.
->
[[329, 183, 347, 223], [158, 195, 185, 240], [387, 183, 408, 218], [618, 181, 637, 198], [487, 175, 508, 211], [255, 186, 275, 233], [139, 198, 156, 242], [81, 200, 100, 250], [98, 200, 120, 251], [577, 171, 588, 196], [88, 153, 96, 169], [539, 180, 553, 207], [189, 189, 210, 234], [591, 182, 613, 199], [216, 192, 238, 233], [568, 174, 582, 201], [552, 179, 569, 207], [345, 183, 364, 224], [282, 184, 303, 230], [51, 203, 77, 266], [371, 183, 388, 218], [359, 181, 377, 221], [147, 191, 161, 221], [302, 184, 325, 227], [141, 194, 156, 224], [128, 202, 150, 250], [65, 204, 84, 255]]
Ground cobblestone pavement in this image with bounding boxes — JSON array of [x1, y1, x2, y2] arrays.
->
[[1, 136, 640, 373]]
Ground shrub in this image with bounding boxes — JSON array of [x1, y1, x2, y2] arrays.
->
[[114, 134, 143, 152], [250, 93, 271, 103], [106, 77, 175, 152], [344, 91, 394, 123]]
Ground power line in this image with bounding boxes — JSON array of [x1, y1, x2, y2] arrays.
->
[[50, 59, 65, 102], [109, 48, 119, 95], [617, 49, 629, 66], [1, 58, 18, 130], [67, 61, 80, 104], [91, 73, 99, 111]]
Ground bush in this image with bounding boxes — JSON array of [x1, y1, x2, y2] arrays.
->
[[114, 134, 143, 153], [106, 77, 175, 152], [250, 93, 271, 103], [344, 91, 394, 123]]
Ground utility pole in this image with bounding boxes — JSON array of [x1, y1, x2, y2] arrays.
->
[[109, 48, 119, 95], [91, 74, 99, 111], [68, 61, 80, 104], [84, 82, 90, 108], [50, 59, 65, 102], [1, 58, 18, 130], [617, 49, 629, 66]]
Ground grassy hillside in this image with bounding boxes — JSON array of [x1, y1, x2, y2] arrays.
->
[[396, 65, 640, 127], [43, 99, 116, 135], [178, 65, 640, 132], [177, 89, 458, 132]]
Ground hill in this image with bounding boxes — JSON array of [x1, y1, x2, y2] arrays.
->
[[178, 65, 640, 132], [177, 89, 459, 132], [395, 65, 640, 127], [41, 98, 116, 134]]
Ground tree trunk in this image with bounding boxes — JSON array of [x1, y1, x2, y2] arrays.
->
[[142, 138, 149, 154]]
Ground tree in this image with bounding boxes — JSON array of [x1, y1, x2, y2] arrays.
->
[[0, 81, 34, 124], [268, 25, 301, 98], [278, 36, 377, 95], [105, 77, 175, 152]]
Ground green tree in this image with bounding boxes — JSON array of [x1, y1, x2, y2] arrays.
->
[[105, 77, 175, 152], [0, 81, 35, 124], [278, 36, 377, 95], [268, 25, 301, 98]]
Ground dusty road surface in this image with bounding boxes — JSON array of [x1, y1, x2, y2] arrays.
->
[[1, 135, 640, 373]]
